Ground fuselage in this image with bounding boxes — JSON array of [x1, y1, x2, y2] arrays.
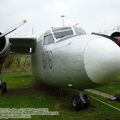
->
[[31, 26, 120, 90]]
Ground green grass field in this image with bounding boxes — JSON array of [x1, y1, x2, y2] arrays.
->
[[0, 72, 119, 120], [95, 76, 120, 95]]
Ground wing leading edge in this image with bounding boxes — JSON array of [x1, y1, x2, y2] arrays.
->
[[9, 37, 37, 54]]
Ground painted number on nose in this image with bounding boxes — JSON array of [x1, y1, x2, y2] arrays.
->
[[42, 51, 52, 69]]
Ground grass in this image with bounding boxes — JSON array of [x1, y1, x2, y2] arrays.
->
[[3, 72, 33, 89], [95, 76, 120, 95], [0, 72, 119, 120]]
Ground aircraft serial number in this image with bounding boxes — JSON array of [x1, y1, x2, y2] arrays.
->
[[42, 51, 52, 69]]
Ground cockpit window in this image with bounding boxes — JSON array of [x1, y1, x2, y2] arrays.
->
[[43, 26, 86, 44], [73, 26, 86, 35], [43, 34, 54, 45], [53, 27, 73, 39]]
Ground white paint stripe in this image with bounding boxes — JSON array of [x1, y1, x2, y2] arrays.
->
[[90, 95, 120, 112], [86, 89, 113, 98]]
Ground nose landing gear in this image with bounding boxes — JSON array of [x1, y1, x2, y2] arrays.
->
[[72, 92, 90, 110], [0, 82, 7, 94]]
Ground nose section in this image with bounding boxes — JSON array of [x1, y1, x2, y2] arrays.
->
[[84, 37, 120, 85]]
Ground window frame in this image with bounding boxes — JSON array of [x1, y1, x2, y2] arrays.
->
[[43, 33, 55, 45], [53, 27, 74, 41]]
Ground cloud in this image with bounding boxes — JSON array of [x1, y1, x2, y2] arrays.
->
[[0, 0, 120, 36]]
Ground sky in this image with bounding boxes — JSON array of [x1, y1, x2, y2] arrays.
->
[[0, 0, 120, 36]]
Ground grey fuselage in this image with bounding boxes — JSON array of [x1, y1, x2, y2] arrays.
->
[[31, 26, 120, 90]]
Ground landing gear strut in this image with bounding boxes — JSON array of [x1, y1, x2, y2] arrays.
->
[[0, 63, 7, 94], [72, 92, 90, 110]]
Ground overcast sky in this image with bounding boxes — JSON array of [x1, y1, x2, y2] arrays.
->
[[0, 0, 120, 36]]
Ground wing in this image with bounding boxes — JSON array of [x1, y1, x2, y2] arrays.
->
[[9, 36, 37, 54]]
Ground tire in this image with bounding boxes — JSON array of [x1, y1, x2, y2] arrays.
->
[[72, 94, 90, 110], [1, 82, 7, 94], [72, 95, 84, 110]]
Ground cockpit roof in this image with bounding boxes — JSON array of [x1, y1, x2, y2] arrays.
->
[[43, 26, 86, 42], [44, 26, 86, 35], [52, 27, 72, 32]]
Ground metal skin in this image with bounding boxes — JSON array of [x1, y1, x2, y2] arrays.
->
[[31, 32, 120, 90]]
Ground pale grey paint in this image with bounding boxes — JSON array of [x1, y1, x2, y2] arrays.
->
[[31, 27, 120, 90]]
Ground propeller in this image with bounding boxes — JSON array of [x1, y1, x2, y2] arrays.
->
[[0, 19, 27, 38]]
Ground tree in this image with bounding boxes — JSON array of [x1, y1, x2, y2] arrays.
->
[[4, 54, 15, 68]]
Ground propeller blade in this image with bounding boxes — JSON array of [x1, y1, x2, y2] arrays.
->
[[0, 19, 27, 38]]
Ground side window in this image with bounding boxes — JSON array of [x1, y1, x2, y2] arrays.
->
[[43, 34, 54, 45]]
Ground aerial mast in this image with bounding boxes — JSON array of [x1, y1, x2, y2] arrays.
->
[[61, 15, 65, 27]]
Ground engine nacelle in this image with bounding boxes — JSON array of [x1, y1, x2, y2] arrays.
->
[[0, 20, 26, 63], [0, 36, 10, 62], [111, 32, 120, 47]]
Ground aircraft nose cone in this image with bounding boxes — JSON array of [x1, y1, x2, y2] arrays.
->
[[84, 37, 120, 84]]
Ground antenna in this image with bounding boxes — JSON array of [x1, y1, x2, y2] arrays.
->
[[32, 27, 34, 35], [61, 15, 65, 26]]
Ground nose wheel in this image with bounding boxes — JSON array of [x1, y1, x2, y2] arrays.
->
[[0, 82, 7, 94], [72, 92, 90, 110]]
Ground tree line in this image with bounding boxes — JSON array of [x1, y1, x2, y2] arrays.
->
[[4, 54, 31, 69]]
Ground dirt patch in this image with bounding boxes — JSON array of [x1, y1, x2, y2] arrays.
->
[[7, 87, 33, 94], [3, 67, 31, 73]]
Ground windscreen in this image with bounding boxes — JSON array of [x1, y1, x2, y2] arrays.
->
[[53, 27, 73, 40], [73, 26, 86, 35]]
